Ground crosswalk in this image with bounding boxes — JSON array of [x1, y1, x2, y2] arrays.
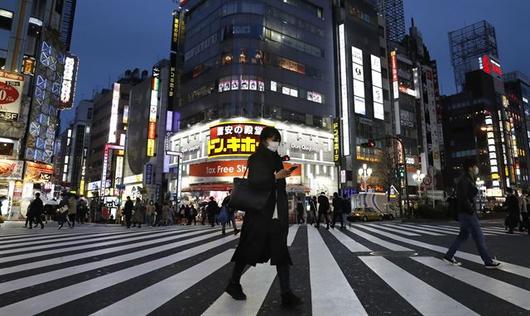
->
[[0, 221, 528, 316]]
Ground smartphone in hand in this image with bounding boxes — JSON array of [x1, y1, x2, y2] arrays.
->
[[288, 165, 299, 172]]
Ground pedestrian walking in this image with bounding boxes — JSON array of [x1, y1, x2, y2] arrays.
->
[[316, 192, 330, 229], [504, 188, 520, 234], [160, 202, 169, 226], [67, 194, 77, 228], [221, 191, 240, 235], [145, 200, 155, 227], [24, 203, 34, 229], [28, 193, 45, 229], [132, 198, 145, 228], [520, 190, 530, 235], [191, 205, 198, 225], [296, 197, 305, 225], [206, 197, 219, 227], [307, 196, 317, 225], [331, 192, 344, 229], [123, 196, 134, 228], [443, 159, 501, 268], [342, 194, 351, 227], [225, 126, 302, 309]]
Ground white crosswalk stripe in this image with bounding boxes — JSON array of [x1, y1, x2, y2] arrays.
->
[[307, 226, 368, 315], [380, 223, 445, 236], [360, 256, 479, 316], [0, 222, 527, 315]]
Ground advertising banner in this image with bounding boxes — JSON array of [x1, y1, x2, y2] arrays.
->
[[189, 160, 302, 182], [0, 70, 24, 122], [24, 161, 54, 183], [0, 160, 24, 179]]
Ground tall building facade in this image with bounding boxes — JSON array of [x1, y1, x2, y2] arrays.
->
[[388, 21, 444, 191], [54, 99, 92, 196], [0, 0, 78, 218], [86, 70, 145, 212], [504, 71, 530, 188], [449, 20, 499, 92], [334, 0, 393, 195], [168, 0, 339, 200], [377, 0, 405, 43], [442, 65, 523, 196]]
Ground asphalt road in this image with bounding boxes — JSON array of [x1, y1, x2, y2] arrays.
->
[[0, 219, 528, 316]]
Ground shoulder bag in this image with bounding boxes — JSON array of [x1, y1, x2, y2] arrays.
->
[[229, 161, 271, 212]]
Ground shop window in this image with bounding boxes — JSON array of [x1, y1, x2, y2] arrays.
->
[[278, 57, 305, 75], [0, 142, 14, 156], [253, 50, 263, 64], [239, 49, 248, 64], [222, 53, 233, 65]]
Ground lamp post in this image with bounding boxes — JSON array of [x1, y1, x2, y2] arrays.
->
[[412, 170, 425, 199], [358, 164, 372, 208]]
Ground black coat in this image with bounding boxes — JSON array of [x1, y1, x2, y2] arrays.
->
[[29, 197, 44, 217], [318, 195, 330, 213], [123, 200, 134, 216], [231, 145, 291, 266], [456, 172, 478, 214]]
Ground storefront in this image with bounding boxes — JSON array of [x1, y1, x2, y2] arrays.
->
[[168, 118, 337, 203]]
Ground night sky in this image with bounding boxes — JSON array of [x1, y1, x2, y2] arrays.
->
[[60, 0, 530, 128]]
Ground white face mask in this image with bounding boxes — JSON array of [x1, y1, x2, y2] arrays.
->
[[267, 141, 280, 152], [473, 166, 479, 176]]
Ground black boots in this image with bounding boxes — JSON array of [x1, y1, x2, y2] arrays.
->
[[225, 281, 247, 300], [281, 290, 303, 309]]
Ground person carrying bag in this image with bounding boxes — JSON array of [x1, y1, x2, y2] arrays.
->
[[225, 126, 303, 309]]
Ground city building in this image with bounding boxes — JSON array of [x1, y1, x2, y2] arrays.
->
[[377, 0, 405, 43], [0, 0, 78, 218], [504, 71, 530, 188], [442, 62, 523, 197], [449, 20, 499, 92], [54, 99, 93, 195], [168, 0, 339, 201], [123, 60, 173, 204], [333, 0, 393, 195], [387, 20, 444, 193], [86, 70, 145, 213]]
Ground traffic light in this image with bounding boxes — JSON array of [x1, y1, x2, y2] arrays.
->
[[360, 139, 376, 148], [397, 164, 405, 178]]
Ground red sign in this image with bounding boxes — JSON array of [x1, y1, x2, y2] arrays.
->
[[207, 122, 270, 158], [24, 161, 54, 183], [148, 122, 157, 139], [0, 82, 20, 105], [189, 160, 303, 178]]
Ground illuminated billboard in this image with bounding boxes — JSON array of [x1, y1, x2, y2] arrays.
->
[[352, 46, 365, 115], [207, 122, 269, 158], [338, 24, 350, 156], [59, 54, 79, 109], [371, 55, 384, 120], [147, 67, 160, 157], [108, 83, 120, 143], [24, 161, 54, 183], [0, 70, 24, 122]]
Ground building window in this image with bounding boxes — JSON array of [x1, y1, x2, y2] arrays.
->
[[222, 53, 233, 65], [264, 27, 323, 57], [239, 49, 248, 64], [0, 9, 13, 30], [278, 57, 305, 75]]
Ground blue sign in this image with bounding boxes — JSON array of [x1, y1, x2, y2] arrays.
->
[[145, 163, 153, 185]]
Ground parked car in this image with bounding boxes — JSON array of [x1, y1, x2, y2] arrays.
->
[[348, 207, 382, 222]]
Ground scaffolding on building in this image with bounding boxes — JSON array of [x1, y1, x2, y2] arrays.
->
[[377, 0, 406, 42], [449, 20, 499, 92]]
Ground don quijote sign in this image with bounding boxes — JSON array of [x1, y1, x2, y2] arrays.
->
[[0, 70, 24, 122]]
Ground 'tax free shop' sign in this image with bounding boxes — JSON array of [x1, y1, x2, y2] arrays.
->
[[189, 160, 301, 180]]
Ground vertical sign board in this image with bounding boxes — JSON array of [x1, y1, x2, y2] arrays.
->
[[371, 55, 384, 120], [0, 70, 24, 122], [390, 51, 401, 135], [59, 54, 79, 109], [108, 83, 120, 143], [351, 46, 365, 115], [338, 24, 350, 156], [147, 68, 160, 157], [333, 120, 340, 163]]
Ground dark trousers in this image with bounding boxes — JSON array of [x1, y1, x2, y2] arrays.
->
[[316, 210, 330, 228], [446, 213, 493, 264], [297, 211, 305, 224], [25, 215, 33, 228], [68, 214, 76, 227], [231, 261, 290, 294], [520, 212, 529, 232], [125, 214, 132, 228], [33, 213, 43, 228], [331, 211, 344, 228], [508, 212, 519, 233]]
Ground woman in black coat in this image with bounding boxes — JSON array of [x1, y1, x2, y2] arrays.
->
[[225, 127, 302, 309]]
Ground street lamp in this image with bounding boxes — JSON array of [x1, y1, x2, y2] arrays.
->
[[412, 170, 425, 199], [358, 163, 373, 192]]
